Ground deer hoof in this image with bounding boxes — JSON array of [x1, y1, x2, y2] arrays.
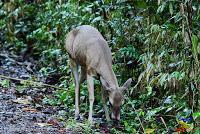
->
[[75, 112, 80, 120], [75, 115, 80, 120], [75, 115, 84, 121]]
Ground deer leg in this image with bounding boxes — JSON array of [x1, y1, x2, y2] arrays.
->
[[79, 67, 86, 84], [101, 86, 110, 121], [70, 59, 80, 119], [87, 74, 94, 123]]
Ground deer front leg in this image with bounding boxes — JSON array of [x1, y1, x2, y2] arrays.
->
[[87, 74, 94, 123], [101, 86, 110, 121], [70, 59, 80, 119]]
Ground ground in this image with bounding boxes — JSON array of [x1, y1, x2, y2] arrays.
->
[[0, 52, 113, 134], [0, 52, 69, 134]]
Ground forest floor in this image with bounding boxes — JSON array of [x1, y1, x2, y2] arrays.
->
[[0, 52, 70, 134], [0, 51, 110, 134]]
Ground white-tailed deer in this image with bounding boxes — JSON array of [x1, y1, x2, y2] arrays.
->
[[65, 25, 132, 123]]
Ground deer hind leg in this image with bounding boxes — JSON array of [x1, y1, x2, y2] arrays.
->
[[79, 67, 86, 84], [101, 86, 111, 121], [70, 58, 80, 119], [87, 74, 94, 123]]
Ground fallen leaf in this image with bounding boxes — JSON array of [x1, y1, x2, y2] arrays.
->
[[176, 120, 194, 133], [175, 127, 185, 133], [12, 98, 31, 105], [178, 120, 191, 129], [47, 118, 60, 126], [172, 132, 180, 134], [22, 107, 37, 112], [35, 123, 52, 127], [145, 128, 155, 134]]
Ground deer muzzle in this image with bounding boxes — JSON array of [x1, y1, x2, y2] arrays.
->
[[111, 106, 120, 120]]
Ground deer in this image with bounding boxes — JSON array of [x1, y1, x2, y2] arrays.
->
[[65, 25, 132, 123]]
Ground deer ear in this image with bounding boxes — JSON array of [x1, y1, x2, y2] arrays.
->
[[100, 77, 113, 92], [122, 78, 132, 89]]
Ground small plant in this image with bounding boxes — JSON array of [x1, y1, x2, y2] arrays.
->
[[43, 89, 73, 106], [65, 118, 92, 134], [0, 79, 10, 88]]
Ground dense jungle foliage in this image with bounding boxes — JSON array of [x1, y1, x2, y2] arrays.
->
[[0, 0, 200, 133]]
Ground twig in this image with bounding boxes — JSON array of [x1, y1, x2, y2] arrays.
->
[[155, 115, 175, 118], [160, 117, 168, 132], [192, 90, 195, 112], [180, 91, 189, 99], [0, 75, 64, 90], [133, 106, 145, 133]]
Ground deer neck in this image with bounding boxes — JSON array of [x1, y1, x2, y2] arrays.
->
[[100, 65, 119, 88]]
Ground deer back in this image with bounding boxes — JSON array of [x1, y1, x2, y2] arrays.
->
[[65, 25, 113, 77]]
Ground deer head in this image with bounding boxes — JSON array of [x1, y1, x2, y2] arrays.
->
[[101, 77, 132, 120]]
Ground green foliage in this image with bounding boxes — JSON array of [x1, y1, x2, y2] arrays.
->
[[0, 79, 10, 88], [65, 118, 92, 134], [43, 89, 73, 107]]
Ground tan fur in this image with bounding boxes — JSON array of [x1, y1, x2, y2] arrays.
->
[[65, 25, 132, 122], [65, 25, 118, 85]]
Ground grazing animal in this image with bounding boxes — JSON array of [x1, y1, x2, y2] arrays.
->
[[65, 25, 132, 123]]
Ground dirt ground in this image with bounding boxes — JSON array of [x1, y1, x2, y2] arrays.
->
[[0, 53, 69, 134], [0, 90, 67, 134], [0, 52, 112, 134]]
